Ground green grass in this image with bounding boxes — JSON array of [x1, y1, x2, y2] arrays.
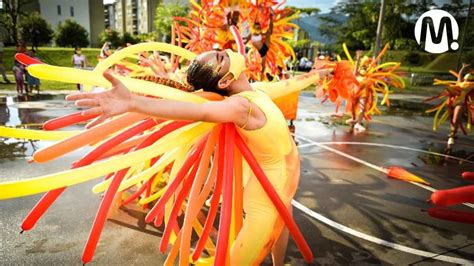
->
[[2, 46, 100, 91], [0, 79, 77, 91], [3, 46, 100, 73]]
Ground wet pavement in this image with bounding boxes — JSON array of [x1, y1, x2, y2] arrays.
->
[[1, 92, 473, 265]]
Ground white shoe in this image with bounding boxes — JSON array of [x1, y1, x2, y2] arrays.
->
[[447, 137, 455, 146], [354, 123, 366, 132]]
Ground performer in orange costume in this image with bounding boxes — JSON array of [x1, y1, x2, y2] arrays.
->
[[67, 49, 330, 265]]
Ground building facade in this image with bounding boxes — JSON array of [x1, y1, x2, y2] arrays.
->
[[36, 0, 104, 47], [105, 3, 116, 30], [113, 0, 161, 35]]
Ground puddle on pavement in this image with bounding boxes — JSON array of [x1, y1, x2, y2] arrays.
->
[[381, 99, 432, 117], [0, 94, 76, 161]]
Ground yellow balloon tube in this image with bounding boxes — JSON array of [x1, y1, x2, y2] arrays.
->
[[27, 64, 206, 103], [0, 126, 81, 141], [94, 42, 197, 75], [0, 122, 213, 199]]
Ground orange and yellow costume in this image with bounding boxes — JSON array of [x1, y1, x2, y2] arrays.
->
[[0, 42, 336, 265], [316, 44, 405, 123]]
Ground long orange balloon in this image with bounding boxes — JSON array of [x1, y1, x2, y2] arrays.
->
[[192, 130, 225, 261], [33, 113, 147, 163], [179, 127, 220, 265], [235, 133, 314, 263]]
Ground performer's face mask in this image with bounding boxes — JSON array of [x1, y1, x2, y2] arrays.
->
[[220, 49, 246, 81]]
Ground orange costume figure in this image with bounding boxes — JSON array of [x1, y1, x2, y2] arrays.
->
[[425, 63, 474, 148], [315, 44, 405, 132], [172, 0, 298, 81]]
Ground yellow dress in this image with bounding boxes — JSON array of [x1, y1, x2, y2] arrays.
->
[[231, 90, 300, 265]]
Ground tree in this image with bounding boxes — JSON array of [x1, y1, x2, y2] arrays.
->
[[122, 32, 139, 45], [98, 29, 121, 48], [154, 3, 189, 42], [320, 0, 433, 51], [19, 12, 53, 47], [288, 7, 320, 16], [55, 19, 89, 47], [0, 0, 35, 44]]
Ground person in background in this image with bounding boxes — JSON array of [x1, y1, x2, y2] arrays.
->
[[99, 42, 112, 60], [72, 47, 87, 91], [0, 41, 11, 83], [247, 9, 274, 76], [448, 63, 473, 147], [25, 49, 41, 94], [13, 43, 27, 95]]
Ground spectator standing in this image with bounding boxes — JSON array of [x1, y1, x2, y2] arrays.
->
[[72, 47, 87, 91], [25, 49, 41, 94], [13, 44, 27, 95]]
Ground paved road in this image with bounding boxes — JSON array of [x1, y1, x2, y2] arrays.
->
[[1, 93, 473, 265]]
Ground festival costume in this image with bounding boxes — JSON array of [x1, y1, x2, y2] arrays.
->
[[0, 42, 348, 265], [173, 0, 298, 81], [315, 44, 405, 123], [425, 70, 474, 134]]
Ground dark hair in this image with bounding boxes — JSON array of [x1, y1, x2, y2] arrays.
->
[[74, 47, 81, 53], [186, 59, 226, 95], [136, 75, 193, 92]]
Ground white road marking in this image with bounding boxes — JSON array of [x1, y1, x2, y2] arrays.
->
[[294, 135, 474, 209], [292, 200, 474, 265], [297, 141, 474, 164]]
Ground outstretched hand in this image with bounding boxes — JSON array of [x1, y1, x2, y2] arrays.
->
[[65, 70, 133, 129]]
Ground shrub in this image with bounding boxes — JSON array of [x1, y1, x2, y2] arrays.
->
[[19, 12, 54, 46], [55, 19, 89, 47]]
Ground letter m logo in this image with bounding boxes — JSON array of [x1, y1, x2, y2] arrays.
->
[[414, 10, 459, 54]]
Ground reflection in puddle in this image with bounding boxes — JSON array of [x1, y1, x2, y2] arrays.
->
[[382, 99, 432, 117], [0, 138, 38, 161], [0, 94, 75, 161], [417, 141, 474, 166]]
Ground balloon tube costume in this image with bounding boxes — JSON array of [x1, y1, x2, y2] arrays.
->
[[424, 64, 474, 147], [0, 42, 344, 265], [315, 44, 405, 130]]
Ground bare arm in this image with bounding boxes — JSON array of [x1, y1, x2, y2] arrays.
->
[[66, 71, 256, 128], [265, 10, 274, 46]]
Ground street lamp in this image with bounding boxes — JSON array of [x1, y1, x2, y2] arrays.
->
[[456, 0, 473, 70], [374, 0, 387, 58]]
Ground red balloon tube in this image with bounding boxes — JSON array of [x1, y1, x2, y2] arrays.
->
[[82, 168, 128, 264], [235, 133, 314, 263], [21, 118, 159, 231], [431, 185, 474, 207], [428, 207, 474, 224], [74, 118, 159, 167], [461, 172, 474, 181], [145, 141, 204, 223], [15, 53, 43, 66], [214, 124, 235, 266], [43, 111, 100, 130]]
